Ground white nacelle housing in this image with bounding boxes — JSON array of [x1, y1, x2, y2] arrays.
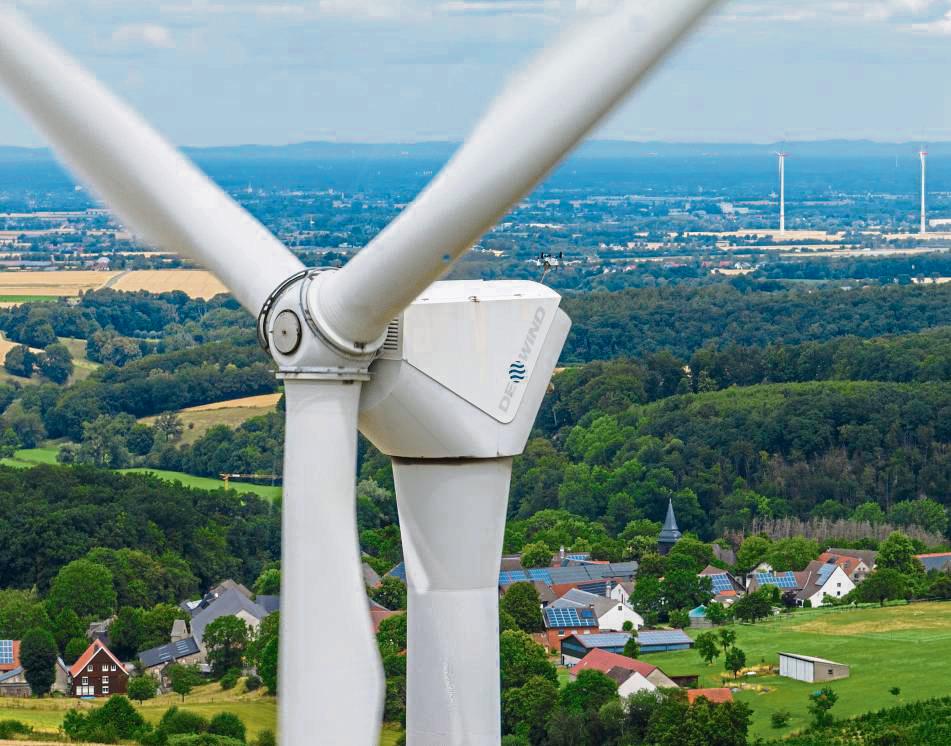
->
[[359, 279, 570, 459]]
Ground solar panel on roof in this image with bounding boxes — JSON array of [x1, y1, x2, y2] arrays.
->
[[710, 574, 733, 592], [544, 607, 598, 628], [756, 572, 797, 589], [637, 630, 692, 644], [0, 640, 12, 665], [816, 564, 835, 584], [527, 569, 552, 583]]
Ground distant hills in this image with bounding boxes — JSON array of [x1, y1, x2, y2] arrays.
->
[[2, 140, 951, 163]]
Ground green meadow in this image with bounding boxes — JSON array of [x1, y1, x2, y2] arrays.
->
[[645, 602, 951, 739]]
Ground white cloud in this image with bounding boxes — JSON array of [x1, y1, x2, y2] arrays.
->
[[909, 8, 951, 31], [111, 23, 175, 49]]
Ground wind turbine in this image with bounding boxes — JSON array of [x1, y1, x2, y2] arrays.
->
[[920, 146, 928, 234], [776, 150, 788, 234], [0, 2, 719, 744]]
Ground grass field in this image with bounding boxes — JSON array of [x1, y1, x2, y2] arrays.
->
[[644, 602, 951, 739], [0, 294, 57, 303], [139, 393, 281, 445], [59, 336, 100, 382], [0, 681, 404, 744], [0, 271, 117, 296], [110, 269, 228, 299], [0, 448, 282, 501]]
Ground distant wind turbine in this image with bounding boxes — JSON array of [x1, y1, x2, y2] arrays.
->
[[920, 146, 928, 234], [776, 151, 788, 234]]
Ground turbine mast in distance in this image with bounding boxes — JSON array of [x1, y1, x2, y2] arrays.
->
[[920, 146, 928, 235], [776, 151, 787, 234]]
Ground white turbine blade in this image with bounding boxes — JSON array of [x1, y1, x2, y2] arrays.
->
[[279, 380, 383, 745], [318, 0, 719, 345], [0, 8, 303, 315]]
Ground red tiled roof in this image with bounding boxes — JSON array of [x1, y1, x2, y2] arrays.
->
[[687, 688, 734, 704], [0, 641, 19, 673], [916, 552, 951, 558], [572, 648, 657, 678], [68, 640, 124, 678]]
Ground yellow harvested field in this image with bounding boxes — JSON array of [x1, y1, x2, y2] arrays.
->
[[184, 394, 282, 412], [0, 270, 117, 296], [110, 269, 228, 298], [689, 229, 846, 241], [0, 334, 42, 357]]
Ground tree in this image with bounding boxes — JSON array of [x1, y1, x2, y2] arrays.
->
[[209, 712, 246, 742], [888, 498, 949, 536], [203, 615, 250, 677], [724, 647, 746, 679], [47, 559, 116, 621], [109, 606, 145, 660], [259, 638, 278, 695], [0, 589, 51, 640], [666, 537, 714, 574], [370, 577, 407, 611], [877, 532, 925, 576], [154, 411, 185, 442], [668, 609, 690, 630], [519, 542, 553, 569], [808, 686, 839, 727], [253, 568, 281, 596], [560, 669, 618, 713], [854, 569, 910, 606], [20, 627, 57, 695], [375, 612, 406, 657], [499, 583, 543, 633], [717, 627, 736, 649], [3, 344, 35, 378], [499, 630, 556, 690], [766, 537, 820, 572], [501, 675, 558, 742], [128, 675, 157, 703], [37, 342, 73, 384], [168, 664, 202, 702], [705, 602, 729, 626], [694, 631, 720, 665], [852, 502, 886, 525], [64, 637, 88, 664], [732, 590, 772, 623], [622, 636, 639, 659], [735, 536, 772, 573], [52, 609, 84, 654]]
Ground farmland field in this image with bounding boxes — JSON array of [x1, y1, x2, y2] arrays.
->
[[0, 448, 282, 501], [645, 602, 951, 739], [0, 269, 228, 300], [139, 393, 282, 445]]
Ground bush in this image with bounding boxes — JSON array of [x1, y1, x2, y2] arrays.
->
[[62, 695, 147, 742], [254, 730, 276, 746], [167, 736, 244, 746], [219, 669, 240, 691], [0, 719, 31, 739], [159, 706, 210, 735], [129, 675, 158, 703], [771, 710, 791, 728], [244, 675, 261, 692], [208, 712, 246, 742]]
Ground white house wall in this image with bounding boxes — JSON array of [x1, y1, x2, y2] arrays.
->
[[617, 672, 656, 697], [779, 655, 814, 683], [598, 605, 644, 631]]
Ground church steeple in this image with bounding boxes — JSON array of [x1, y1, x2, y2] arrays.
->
[[658, 498, 682, 555]]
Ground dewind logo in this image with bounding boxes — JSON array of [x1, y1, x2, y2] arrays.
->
[[508, 361, 526, 383]]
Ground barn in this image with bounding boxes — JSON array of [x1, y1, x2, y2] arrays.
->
[[779, 652, 849, 683]]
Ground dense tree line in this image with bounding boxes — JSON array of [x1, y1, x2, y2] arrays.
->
[[560, 283, 951, 362], [0, 464, 279, 591]]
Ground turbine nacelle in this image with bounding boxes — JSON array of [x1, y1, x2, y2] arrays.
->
[[359, 279, 570, 459]]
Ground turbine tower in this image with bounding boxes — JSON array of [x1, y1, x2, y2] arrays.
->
[[777, 151, 788, 234], [0, 2, 719, 744], [920, 146, 928, 234]]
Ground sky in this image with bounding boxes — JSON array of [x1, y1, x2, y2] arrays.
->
[[1, 0, 951, 146]]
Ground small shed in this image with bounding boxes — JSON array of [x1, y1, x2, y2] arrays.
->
[[779, 652, 849, 683]]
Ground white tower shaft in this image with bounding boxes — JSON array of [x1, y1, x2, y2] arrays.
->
[[920, 150, 927, 234], [779, 153, 786, 234], [394, 458, 512, 746]]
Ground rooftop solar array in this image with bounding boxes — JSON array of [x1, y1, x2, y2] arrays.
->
[[755, 571, 798, 589], [0, 641, 12, 665], [816, 563, 835, 585], [637, 629, 692, 645], [544, 606, 598, 628], [574, 632, 632, 648], [500, 561, 638, 587], [566, 553, 590, 561], [709, 574, 734, 593]]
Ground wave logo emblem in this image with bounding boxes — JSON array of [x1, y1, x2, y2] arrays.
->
[[508, 360, 527, 383]]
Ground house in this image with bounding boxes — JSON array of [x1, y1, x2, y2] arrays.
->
[[820, 549, 877, 583], [362, 562, 382, 589], [543, 606, 599, 651], [498, 561, 639, 590], [86, 618, 112, 643], [571, 648, 679, 693], [794, 560, 855, 607], [68, 640, 128, 697], [51, 657, 70, 695], [561, 633, 632, 665], [779, 652, 849, 683], [0, 640, 28, 697], [637, 629, 694, 654], [699, 566, 745, 605], [657, 499, 682, 556], [138, 637, 202, 677], [916, 552, 951, 573], [747, 570, 799, 595], [687, 688, 734, 704], [181, 579, 255, 617], [712, 544, 737, 567], [189, 588, 271, 649], [369, 599, 400, 633], [688, 606, 711, 628], [549, 588, 644, 632]]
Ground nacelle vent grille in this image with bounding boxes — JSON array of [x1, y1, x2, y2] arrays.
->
[[380, 316, 402, 359]]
